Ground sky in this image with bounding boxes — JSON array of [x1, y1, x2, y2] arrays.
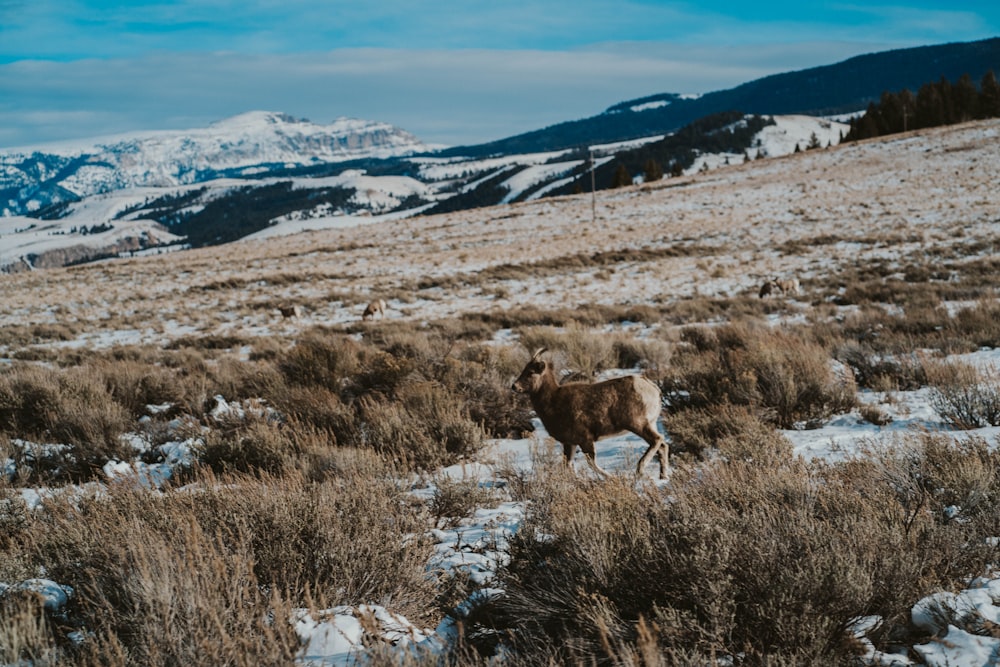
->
[[1, 1, 999, 150]]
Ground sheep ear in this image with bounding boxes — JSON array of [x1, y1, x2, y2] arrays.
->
[[531, 347, 548, 361]]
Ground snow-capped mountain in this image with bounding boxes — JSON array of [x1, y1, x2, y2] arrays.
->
[[0, 111, 432, 216]]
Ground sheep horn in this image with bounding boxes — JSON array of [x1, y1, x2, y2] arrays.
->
[[531, 347, 548, 361]]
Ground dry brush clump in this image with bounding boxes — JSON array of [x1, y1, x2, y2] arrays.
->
[[0, 468, 438, 666], [472, 439, 1000, 665], [924, 358, 1000, 430], [833, 342, 928, 392], [665, 322, 857, 429], [264, 327, 531, 470], [0, 322, 528, 482], [0, 364, 133, 483], [662, 402, 792, 465]]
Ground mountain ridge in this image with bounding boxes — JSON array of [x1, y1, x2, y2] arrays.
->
[[1, 111, 431, 216], [440, 36, 1000, 158], [2, 36, 999, 271]]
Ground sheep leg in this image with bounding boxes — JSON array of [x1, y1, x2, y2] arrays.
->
[[635, 425, 670, 480], [579, 441, 610, 478], [562, 442, 578, 470]]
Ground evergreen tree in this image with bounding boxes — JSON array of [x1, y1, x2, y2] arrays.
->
[[876, 91, 904, 134], [611, 163, 632, 188], [914, 81, 944, 129], [643, 159, 663, 182], [851, 105, 879, 141], [979, 70, 1000, 118], [807, 132, 822, 150], [938, 76, 957, 124], [953, 73, 979, 121]]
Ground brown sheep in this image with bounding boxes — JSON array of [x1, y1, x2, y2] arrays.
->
[[758, 279, 776, 298], [362, 299, 387, 321], [511, 348, 669, 479], [775, 277, 801, 295], [278, 304, 302, 319], [759, 277, 801, 298]]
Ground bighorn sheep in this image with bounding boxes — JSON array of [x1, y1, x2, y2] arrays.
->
[[758, 277, 801, 298], [775, 277, 801, 296], [362, 299, 387, 321], [511, 348, 669, 479], [278, 304, 302, 319]]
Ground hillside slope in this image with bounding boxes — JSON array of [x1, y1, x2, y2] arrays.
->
[[442, 36, 1000, 157], [0, 117, 996, 349]]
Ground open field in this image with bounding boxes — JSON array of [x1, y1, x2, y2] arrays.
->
[[2, 119, 1000, 666], [1, 118, 997, 354]]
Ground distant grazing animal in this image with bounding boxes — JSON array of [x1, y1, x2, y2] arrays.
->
[[759, 277, 801, 298], [362, 299, 387, 321], [511, 347, 669, 479], [774, 277, 801, 296], [278, 304, 302, 319]]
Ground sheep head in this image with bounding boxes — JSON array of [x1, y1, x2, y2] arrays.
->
[[511, 347, 549, 394]]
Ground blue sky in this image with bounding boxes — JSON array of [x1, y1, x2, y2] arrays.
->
[[1, 1, 998, 149]]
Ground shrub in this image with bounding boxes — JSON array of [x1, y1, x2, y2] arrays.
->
[[478, 449, 997, 664], [350, 349, 417, 397], [449, 345, 534, 438], [664, 403, 792, 465], [0, 365, 132, 483], [279, 331, 362, 391], [516, 324, 616, 378], [266, 384, 358, 446], [430, 477, 502, 528], [95, 359, 187, 418], [666, 322, 856, 428], [7, 469, 436, 664], [354, 385, 485, 470], [951, 299, 1000, 350], [926, 360, 1000, 429], [835, 344, 927, 391], [0, 588, 60, 666], [197, 414, 299, 475]]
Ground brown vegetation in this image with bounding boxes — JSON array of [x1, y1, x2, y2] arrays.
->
[[1, 120, 999, 664]]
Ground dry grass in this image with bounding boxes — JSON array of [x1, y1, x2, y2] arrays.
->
[[0, 364, 134, 483], [665, 322, 857, 428], [1, 120, 1000, 664], [471, 438, 1000, 665], [0, 467, 439, 665], [925, 359, 1000, 429], [663, 402, 792, 465]]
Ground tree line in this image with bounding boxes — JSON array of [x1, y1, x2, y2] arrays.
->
[[845, 71, 1000, 141]]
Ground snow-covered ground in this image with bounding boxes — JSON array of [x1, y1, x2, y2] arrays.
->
[[2, 118, 1000, 664], [0, 113, 846, 269]]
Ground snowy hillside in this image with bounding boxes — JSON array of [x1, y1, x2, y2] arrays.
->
[[0, 113, 845, 271], [2, 117, 1000, 665], [236, 114, 847, 241], [0, 111, 432, 216]]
